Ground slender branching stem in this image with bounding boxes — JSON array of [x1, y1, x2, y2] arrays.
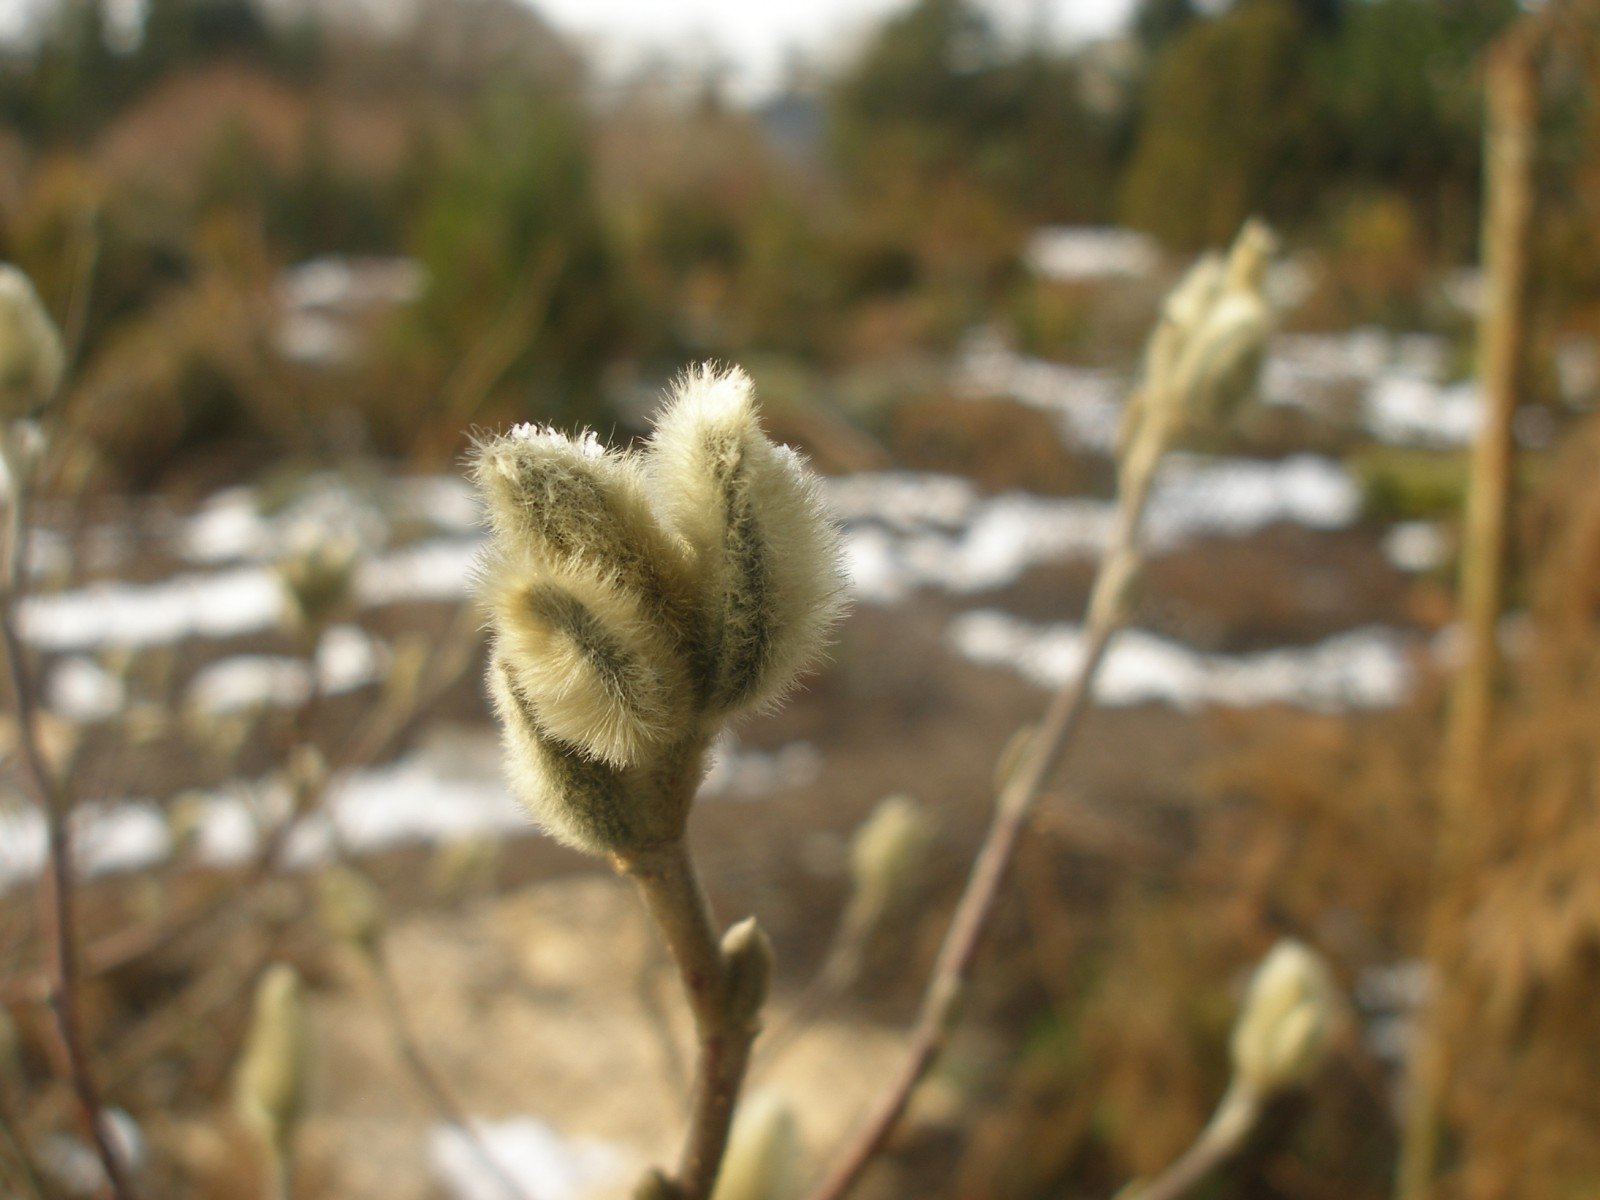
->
[[364, 941, 539, 1200], [805, 620, 1118, 1200], [616, 837, 757, 1200], [0, 448, 140, 1200], [805, 414, 1166, 1200], [1119, 1086, 1259, 1200]]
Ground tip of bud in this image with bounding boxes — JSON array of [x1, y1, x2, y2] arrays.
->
[[1229, 938, 1339, 1098], [721, 916, 775, 1030]]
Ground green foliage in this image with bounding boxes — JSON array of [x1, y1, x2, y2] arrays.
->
[[1120, 0, 1325, 248], [406, 85, 622, 425]]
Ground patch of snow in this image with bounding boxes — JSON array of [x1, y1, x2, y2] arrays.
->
[[838, 456, 1358, 605], [183, 478, 388, 564], [47, 656, 126, 722], [950, 610, 1414, 711], [19, 566, 285, 652], [1024, 226, 1160, 283], [357, 537, 482, 606], [702, 738, 823, 800], [958, 331, 1125, 452], [185, 626, 388, 714], [1382, 521, 1449, 574], [429, 1116, 624, 1200], [1365, 375, 1480, 448], [38, 1109, 145, 1197]]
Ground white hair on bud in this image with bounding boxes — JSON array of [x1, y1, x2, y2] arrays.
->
[[487, 654, 706, 854], [0, 265, 64, 419], [483, 549, 696, 768], [647, 363, 846, 717], [471, 363, 848, 857], [470, 423, 698, 636], [1230, 938, 1338, 1098]]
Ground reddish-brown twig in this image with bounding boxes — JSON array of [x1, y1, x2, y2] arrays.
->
[[0, 472, 140, 1200]]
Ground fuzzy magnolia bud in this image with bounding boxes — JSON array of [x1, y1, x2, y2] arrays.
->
[[235, 963, 311, 1158], [711, 1092, 801, 1200], [277, 536, 358, 637], [1169, 219, 1276, 427], [648, 365, 846, 717], [1229, 939, 1338, 1098], [0, 265, 64, 419], [1121, 221, 1275, 480], [472, 364, 846, 856], [316, 866, 383, 957], [847, 795, 931, 929], [721, 916, 774, 1030]]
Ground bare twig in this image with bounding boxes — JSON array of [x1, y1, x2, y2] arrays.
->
[[804, 621, 1118, 1200], [1120, 1088, 1259, 1200], [364, 940, 539, 1200], [1, 607, 480, 1007], [616, 839, 758, 1200], [0, 446, 140, 1200], [804, 391, 1168, 1200]]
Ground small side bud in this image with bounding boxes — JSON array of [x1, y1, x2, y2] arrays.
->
[[315, 866, 383, 958], [711, 1092, 801, 1200], [277, 536, 358, 639], [234, 963, 311, 1160], [847, 795, 932, 932], [721, 917, 774, 1030], [0, 265, 64, 420], [1229, 939, 1338, 1098], [284, 744, 327, 813]]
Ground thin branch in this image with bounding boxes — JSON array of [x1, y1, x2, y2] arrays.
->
[[804, 401, 1167, 1200], [1118, 1088, 1259, 1200], [804, 621, 1118, 1200], [365, 941, 539, 1200], [616, 839, 757, 1200], [0, 446, 140, 1200]]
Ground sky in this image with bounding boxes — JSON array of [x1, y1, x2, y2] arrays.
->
[[532, 0, 1141, 100], [0, 0, 1141, 102]]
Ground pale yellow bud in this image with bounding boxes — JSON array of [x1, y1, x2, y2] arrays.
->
[[847, 795, 931, 929], [277, 536, 358, 637], [235, 963, 311, 1158], [471, 423, 697, 637], [471, 364, 846, 858], [487, 655, 705, 854], [0, 265, 64, 419], [315, 866, 382, 957], [1230, 939, 1338, 1098], [711, 1092, 801, 1200], [647, 364, 847, 717], [483, 550, 695, 768]]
